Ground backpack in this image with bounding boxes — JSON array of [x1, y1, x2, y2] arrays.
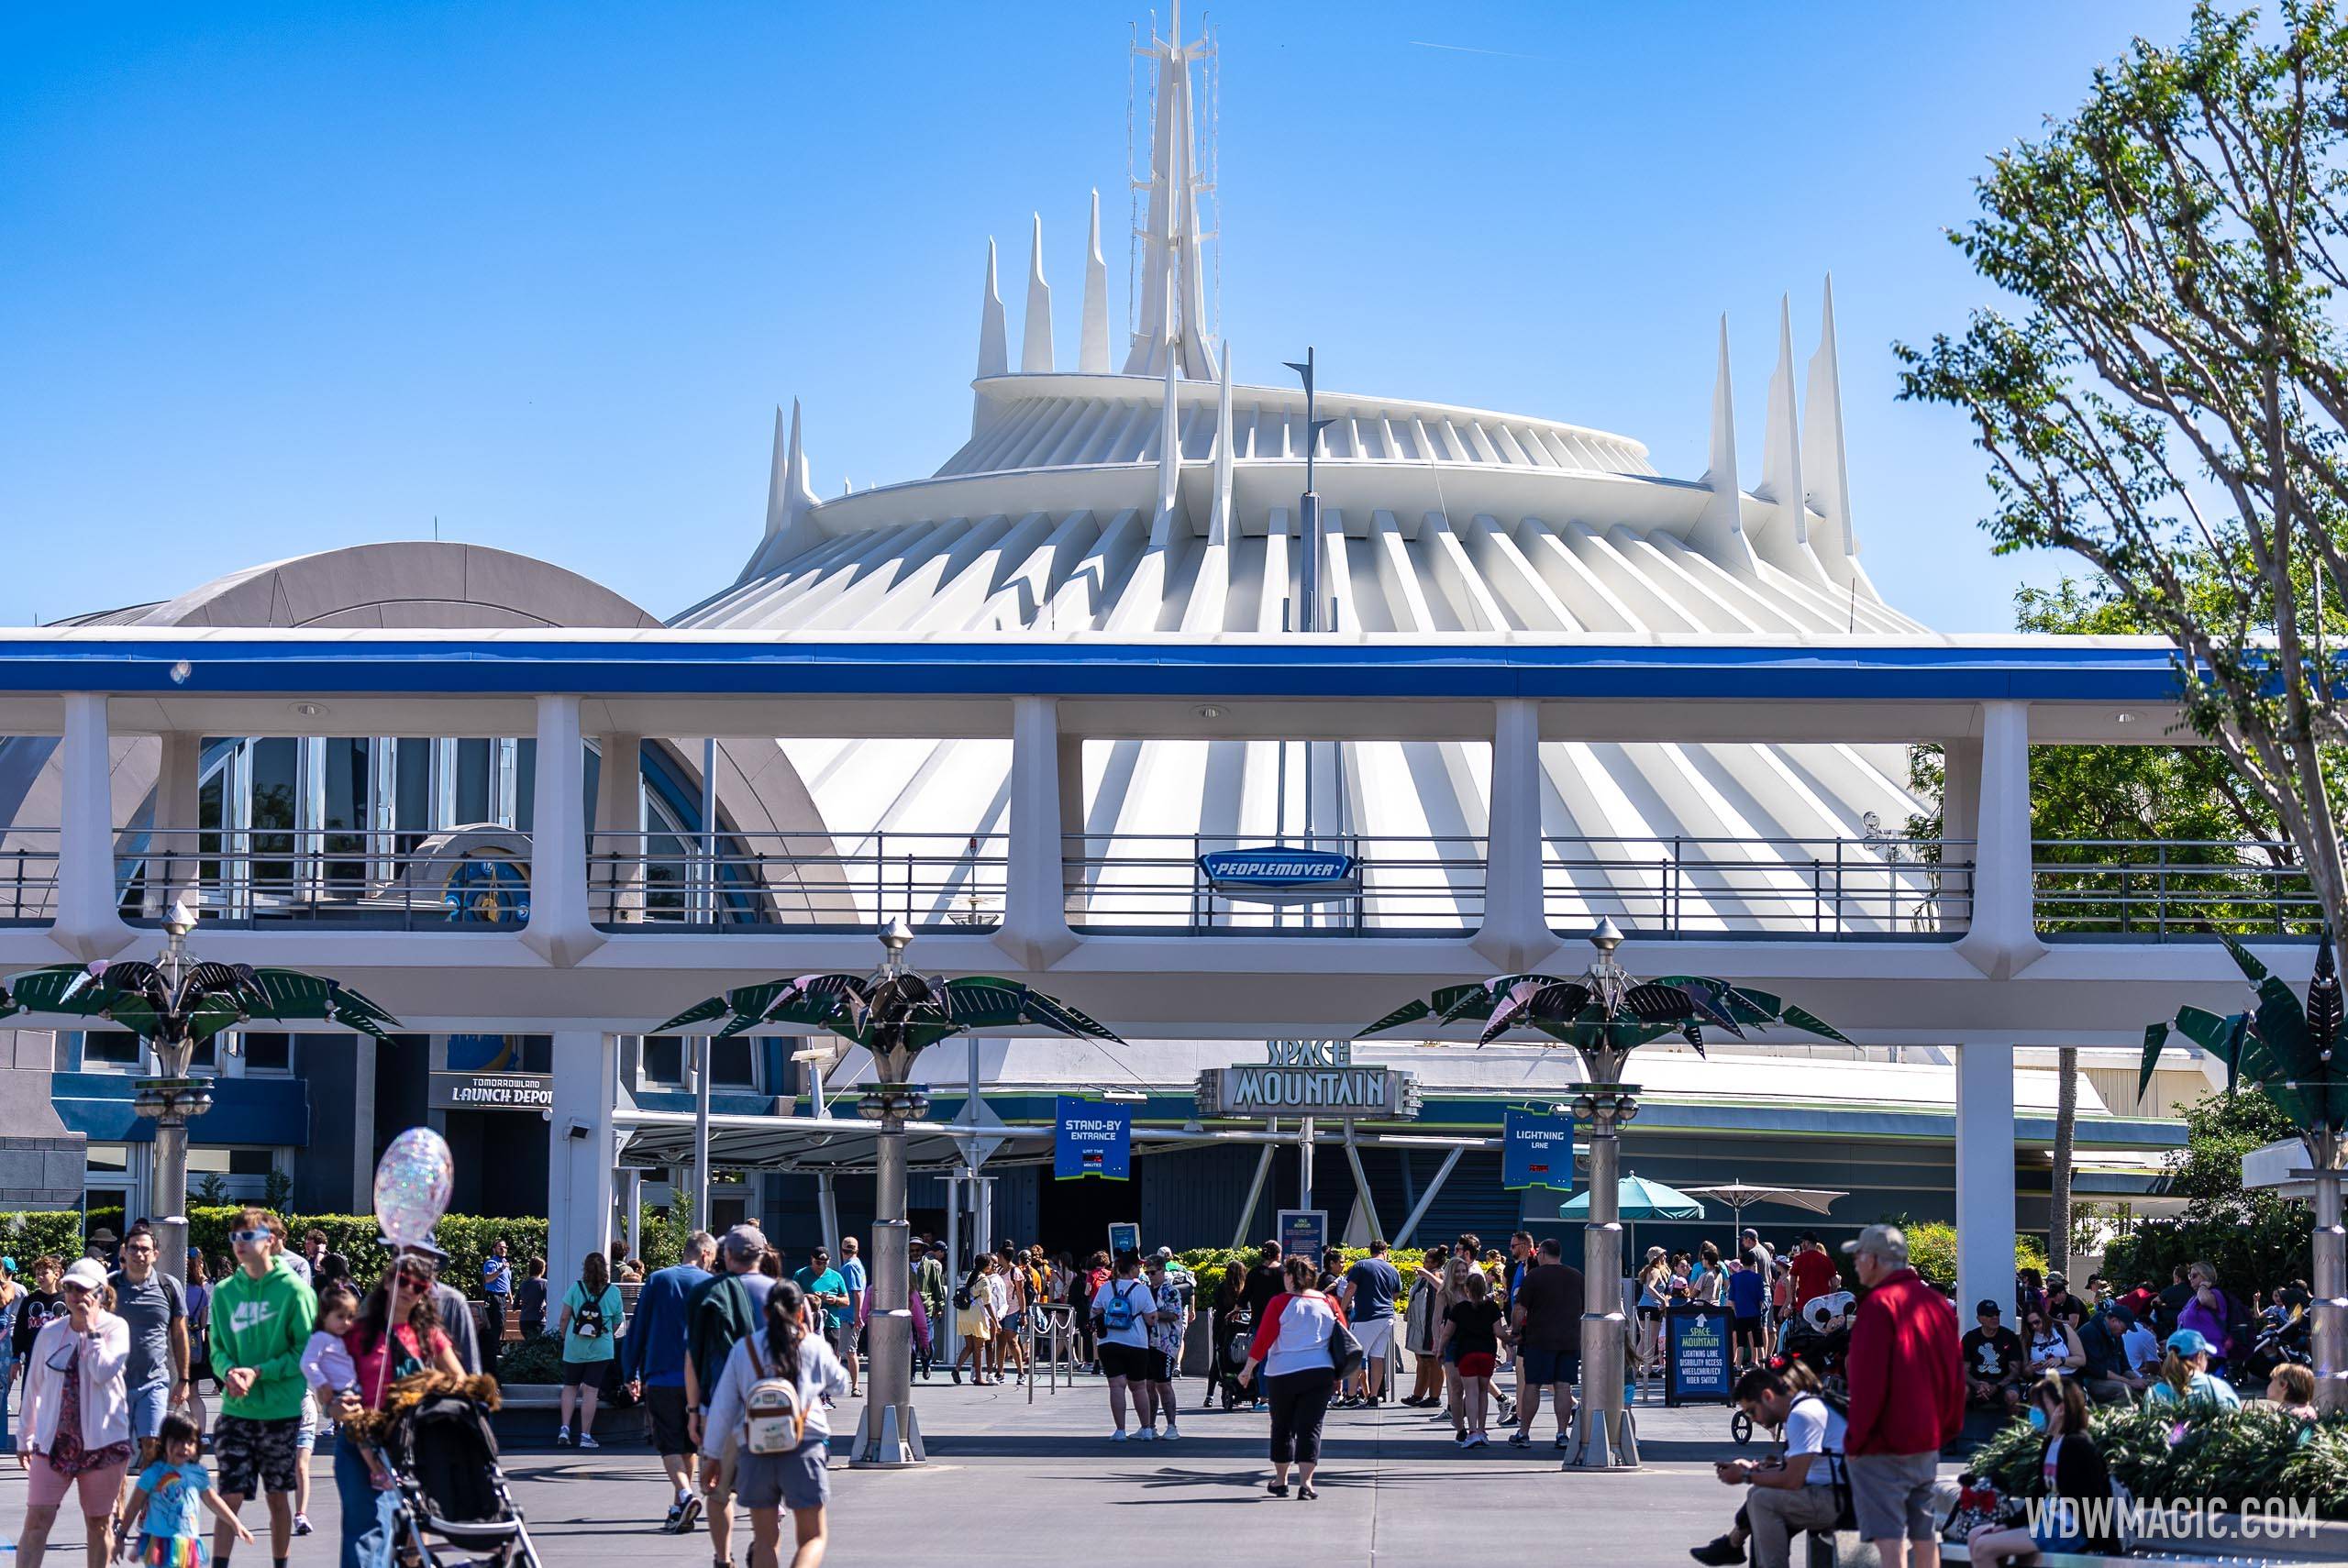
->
[[572, 1286, 611, 1341], [1788, 1393, 1856, 1531], [954, 1274, 977, 1312], [741, 1335, 808, 1456], [1100, 1279, 1145, 1333]]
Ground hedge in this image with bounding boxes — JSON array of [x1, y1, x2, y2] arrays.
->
[[0, 1208, 548, 1300], [1973, 1400, 2348, 1518], [2100, 1205, 2311, 1297]]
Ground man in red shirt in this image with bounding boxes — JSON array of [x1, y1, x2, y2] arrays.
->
[[1786, 1233, 1841, 1313], [1840, 1225, 1962, 1568]]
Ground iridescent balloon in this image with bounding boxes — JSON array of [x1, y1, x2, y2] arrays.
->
[[372, 1126, 453, 1248]]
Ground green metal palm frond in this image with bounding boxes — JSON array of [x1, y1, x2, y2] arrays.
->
[[240, 969, 400, 1043], [1656, 977, 1854, 1046], [655, 970, 1123, 1063], [2142, 931, 2348, 1133], [654, 994, 733, 1034], [1358, 996, 1434, 1036]]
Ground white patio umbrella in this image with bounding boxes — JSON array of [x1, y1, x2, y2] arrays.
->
[[1679, 1181, 1847, 1246]]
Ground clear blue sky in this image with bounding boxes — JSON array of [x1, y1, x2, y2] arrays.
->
[[0, 1, 2198, 631]]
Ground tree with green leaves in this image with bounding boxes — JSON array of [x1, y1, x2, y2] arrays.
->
[[1898, 0, 2348, 936]]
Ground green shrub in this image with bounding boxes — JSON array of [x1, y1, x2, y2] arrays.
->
[[2100, 1205, 2310, 1297], [1887, 1217, 2046, 1294], [1971, 1400, 2348, 1518], [494, 1331, 567, 1385], [0, 1209, 86, 1264]]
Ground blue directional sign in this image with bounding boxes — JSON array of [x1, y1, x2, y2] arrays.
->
[[1501, 1105, 1576, 1190], [1054, 1096, 1133, 1180]]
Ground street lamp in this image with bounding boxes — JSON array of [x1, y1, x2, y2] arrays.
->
[[3, 897, 400, 1273], [654, 918, 1124, 1468]]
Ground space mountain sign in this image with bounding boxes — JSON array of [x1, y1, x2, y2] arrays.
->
[[1196, 846, 1361, 904], [1193, 1039, 1421, 1119]]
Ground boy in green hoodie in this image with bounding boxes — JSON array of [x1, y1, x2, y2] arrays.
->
[[207, 1208, 316, 1568]]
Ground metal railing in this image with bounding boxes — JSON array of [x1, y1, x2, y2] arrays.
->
[[0, 830, 58, 924], [589, 830, 1008, 933], [2033, 839, 2320, 939], [1064, 833, 1488, 935], [1540, 836, 1976, 940], [116, 826, 535, 932]]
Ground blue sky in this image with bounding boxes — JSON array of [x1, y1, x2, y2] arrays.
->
[[0, 1, 2199, 631]]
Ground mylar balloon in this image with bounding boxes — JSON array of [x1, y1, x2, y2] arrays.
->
[[372, 1126, 453, 1248]]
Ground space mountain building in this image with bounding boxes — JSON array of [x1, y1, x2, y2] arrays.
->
[[0, 11, 2198, 1265]]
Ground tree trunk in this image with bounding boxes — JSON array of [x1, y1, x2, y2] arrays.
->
[[2048, 1045, 2077, 1275]]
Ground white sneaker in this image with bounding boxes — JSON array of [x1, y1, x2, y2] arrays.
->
[[1161, 1424, 1180, 1441], [1111, 1429, 1129, 1442], [579, 1433, 600, 1450]]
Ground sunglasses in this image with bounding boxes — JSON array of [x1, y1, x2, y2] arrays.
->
[[395, 1263, 436, 1285], [230, 1229, 273, 1245]]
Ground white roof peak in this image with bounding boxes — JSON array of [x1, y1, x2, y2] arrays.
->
[[1122, 3, 1217, 381], [1022, 214, 1056, 373], [976, 237, 1009, 383], [1080, 189, 1112, 373]]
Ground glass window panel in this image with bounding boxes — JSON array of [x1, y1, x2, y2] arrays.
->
[[185, 1147, 232, 1174], [250, 738, 297, 896], [515, 741, 536, 834], [710, 1038, 755, 1088], [456, 739, 492, 824], [83, 1031, 141, 1066], [241, 1032, 291, 1072], [642, 1036, 682, 1085], [518, 1035, 552, 1073], [84, 1143, 129, 1173], [229, 1149, 275, 1176], [322, 738, 369, 897], [395, 739, 432, 850]]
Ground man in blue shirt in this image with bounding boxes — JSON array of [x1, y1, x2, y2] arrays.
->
[[837, 1237, 869, 1399], [792, 1248, 852, 1366], [1726, 1256, 1769, 1377], [481, 1237, 513, 1346], [622, 1230, 715, 1535]]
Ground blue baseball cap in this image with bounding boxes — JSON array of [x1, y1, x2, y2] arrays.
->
[[2165, 1328, 2210, 1357]]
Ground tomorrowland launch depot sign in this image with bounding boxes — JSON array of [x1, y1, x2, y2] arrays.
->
[[1194, 1039, 1421, 1120]]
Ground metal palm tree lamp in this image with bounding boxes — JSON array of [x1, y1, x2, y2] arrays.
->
[[657, 918, 1123, 1467], [2, 897, 400, 1269], [1363, 917, 1849, 1469]]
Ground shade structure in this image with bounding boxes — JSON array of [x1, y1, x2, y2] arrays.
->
[[1559, 1173, 1707, 1221], [1680, 1182, 1846, 1219]]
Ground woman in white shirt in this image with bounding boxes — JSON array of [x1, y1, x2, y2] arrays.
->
[[16, 1259, 132, 1568], [1238, 1255, 1348, 1500], [700, 1279, 849, 1568]]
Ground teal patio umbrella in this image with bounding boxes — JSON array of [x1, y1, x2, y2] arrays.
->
[[1560, 1173, 1707, 1278]]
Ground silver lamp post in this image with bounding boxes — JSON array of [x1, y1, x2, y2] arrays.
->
[[2308, 1123, 2348, 1416], [1565, 918, 1641, 1470], [133, 897, 211, 1273], [851, 918, 931, 1467]]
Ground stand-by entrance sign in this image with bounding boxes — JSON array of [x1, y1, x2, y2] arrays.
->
[[1053, 1097, 1133, 1180]]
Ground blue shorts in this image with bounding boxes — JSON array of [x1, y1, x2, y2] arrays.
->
[[128, 1378, 172, 1441], [1519, 1346, 1578, 1386]]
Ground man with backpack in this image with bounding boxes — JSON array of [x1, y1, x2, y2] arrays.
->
[[1091, 1253, 1157, 1441], [1691, 1364, 1850, 1568], [684, 1226, 774, 1568]]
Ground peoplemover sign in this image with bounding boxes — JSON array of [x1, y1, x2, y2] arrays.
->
[[1197, 846, 1361, 904]]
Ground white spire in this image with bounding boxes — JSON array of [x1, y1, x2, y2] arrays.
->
[[1156, 274, 1183, 521], [1210, 341, 1235, 546], [1801, 273, 1858, 575], [1080, 189, 1111, 374], [977, 237, 1008, 380], [1757, 295, 1805, 543], [762, 400, 818, 543], [1122, 0, 1216, 380], [1688, 315, 1756, 575], [1022, 214, 1055, 373]]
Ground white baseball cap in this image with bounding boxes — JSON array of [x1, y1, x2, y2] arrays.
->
[[61, 1258, 108, 1293]]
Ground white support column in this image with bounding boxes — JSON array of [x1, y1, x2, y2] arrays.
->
[[546, 1031, 618, 1317], [994, 696, 1080, 969], [52, 692, 134, 962], [523, 696, 604, 966], [1940, 736, 1982, 930], [149, 731, 203, 920], [1953, 701, 2046, 978], [590, 733, 645, 924], [1473, 698, 1560, 970], [1955, 1040, 2018, 1331]]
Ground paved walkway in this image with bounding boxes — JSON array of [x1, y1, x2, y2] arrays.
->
[[0, 1383, 1853, 1568]]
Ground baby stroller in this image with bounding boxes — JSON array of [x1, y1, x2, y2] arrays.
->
[[1203, 1304, 1254, 1410], [372, 1375, 544, 1568]]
